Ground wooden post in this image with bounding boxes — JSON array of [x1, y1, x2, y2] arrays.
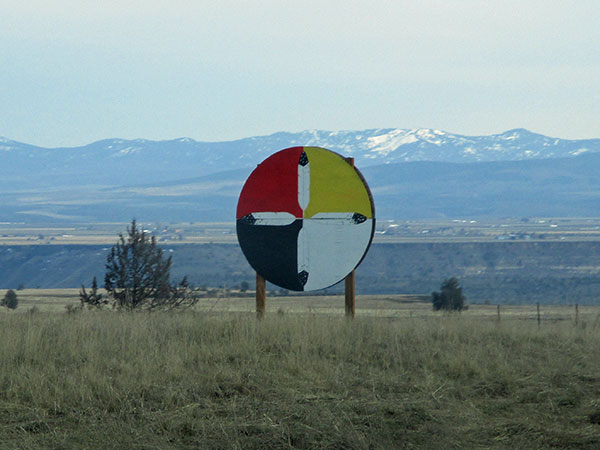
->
[[536, 302, 541, 327], [345, 270, 355, 318], [497, 304, 501, 321], [344, 156, 356, 319], [256, 272, 266, 319], [575, 303, 579, 325]]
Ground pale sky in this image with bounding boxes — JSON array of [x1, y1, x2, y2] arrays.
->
[[1, 0, 598, 147]]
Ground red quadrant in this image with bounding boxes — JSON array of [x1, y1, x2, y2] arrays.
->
[[236, 147, 304, 219]]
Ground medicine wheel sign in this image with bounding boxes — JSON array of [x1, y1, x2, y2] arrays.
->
[[236, 146, 375, 291]]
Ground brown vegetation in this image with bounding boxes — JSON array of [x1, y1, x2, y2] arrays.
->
[[0, 297, 599, 448]]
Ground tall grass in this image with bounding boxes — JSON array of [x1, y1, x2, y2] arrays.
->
[[0, 311, 599, 448]]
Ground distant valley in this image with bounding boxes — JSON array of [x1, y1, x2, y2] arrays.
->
[[3, 241, 600, 304], [1, 128, 600, 222]]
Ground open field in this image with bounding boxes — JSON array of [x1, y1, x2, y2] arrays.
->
[[4, 289, 599, 322], [3, 217, 600, 245], [0, 299, 599, 449]]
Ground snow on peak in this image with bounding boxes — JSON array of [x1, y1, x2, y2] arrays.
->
[[367, 129, 418, 155], [111, 146, 142, 156], [570, 148, 589, 156], [0, 137, 17, 151], [415, 128, 446, 145], [415, 128, 434, 139], [365, 128, 449, 155]]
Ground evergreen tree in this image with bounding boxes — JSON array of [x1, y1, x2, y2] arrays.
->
[[104, 220, 172, 310], [91, 219, 200, 311], [431, 277, 467, 311]]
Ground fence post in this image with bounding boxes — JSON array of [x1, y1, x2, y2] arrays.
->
[[537, 302, 541, 327], [256, 272, 266, 319], [497, 304, 501, 321], [575, 303, 579, 325]]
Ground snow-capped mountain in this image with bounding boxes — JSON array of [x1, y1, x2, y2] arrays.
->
[[2, 128, 600, 222], [268, 128, 600, 164], [1, 128, 599, 190]]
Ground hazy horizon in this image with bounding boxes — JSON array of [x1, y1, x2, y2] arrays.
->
[[2, 126, 600, 149], [2, 1, 598, 147]]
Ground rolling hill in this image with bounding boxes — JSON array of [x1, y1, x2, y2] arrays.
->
[[1, 128, 600, 221]]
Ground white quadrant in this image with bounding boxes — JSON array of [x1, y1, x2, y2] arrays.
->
[[297, 218, 373, 291]]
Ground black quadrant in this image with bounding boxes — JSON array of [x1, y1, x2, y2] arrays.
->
[[236, 218, 305, 291]]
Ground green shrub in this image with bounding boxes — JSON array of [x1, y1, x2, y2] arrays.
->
[[1, 289, 18, 309], [432, 277, 467, 311]]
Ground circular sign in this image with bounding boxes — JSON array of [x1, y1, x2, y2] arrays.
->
[[236, 146, 375, 291]]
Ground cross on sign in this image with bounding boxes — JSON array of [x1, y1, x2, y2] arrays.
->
[[236, 146, 375, 292]]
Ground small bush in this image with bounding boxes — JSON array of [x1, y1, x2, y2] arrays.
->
[[1, 289, 18, 310], [79, 276, 107, 309]]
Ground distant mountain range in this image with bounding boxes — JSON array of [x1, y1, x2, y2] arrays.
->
[[1, 128, 600, 222]]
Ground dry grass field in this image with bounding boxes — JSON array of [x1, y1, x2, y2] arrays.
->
[[1, 291, 599, 449], [4, 288, 596, 322]]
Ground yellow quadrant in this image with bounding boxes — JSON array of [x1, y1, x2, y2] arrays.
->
[[303, 147, 373, 219]]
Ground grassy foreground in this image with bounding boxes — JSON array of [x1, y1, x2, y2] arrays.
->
[[0, 311, 599, 449]]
